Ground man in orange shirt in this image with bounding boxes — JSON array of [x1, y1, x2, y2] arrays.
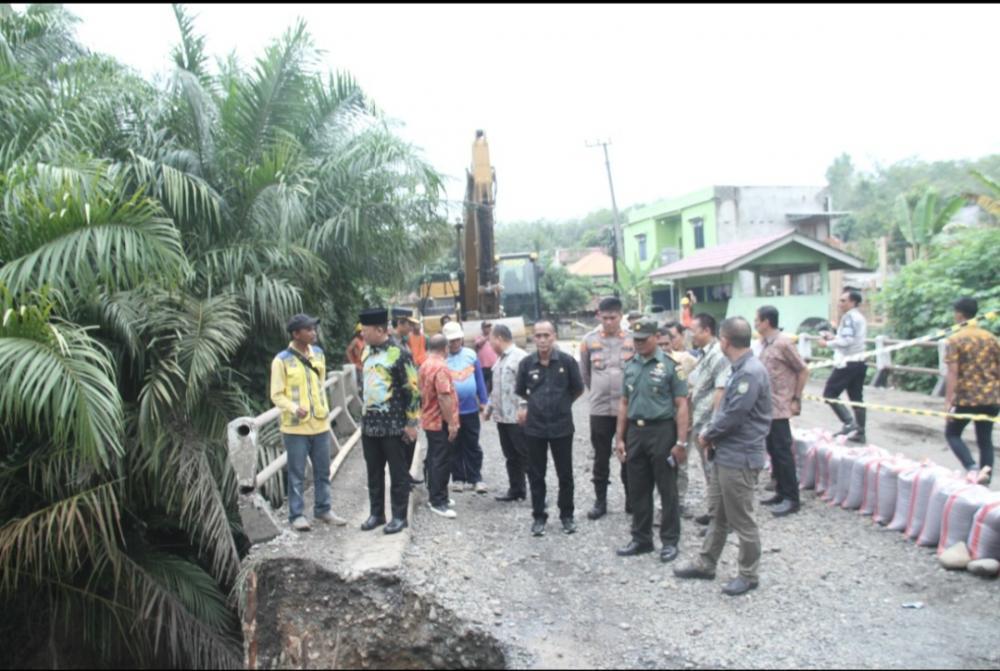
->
[[345, 323, 364, 387], [420, 334, 460, 517]]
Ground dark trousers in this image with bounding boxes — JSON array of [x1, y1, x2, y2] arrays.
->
[[362, 434, 410, 520], [451, 411, 484, 484], [823, 362, 867, 424], [425, 426, 455, 508], [945, 404, 998, 471], [590, 415, 629, 500], [482, 367, 493, 395], [497, 422, 529, 497], [766, 418, 799, 504], [626, 420, 680, 547], [526, 434, 574, 521]]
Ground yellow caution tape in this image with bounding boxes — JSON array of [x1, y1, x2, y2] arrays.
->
[[803, 393, 1000, 423], [806, 308, 1000, 371]]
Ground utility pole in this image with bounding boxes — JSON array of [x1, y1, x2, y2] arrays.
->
[[586, 139, 623, 293]]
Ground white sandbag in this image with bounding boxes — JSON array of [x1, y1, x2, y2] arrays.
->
[[915, 477, 970, 547], [793, 436, 814, 488], [845, 450, 889, 511], [905, 465, 952, 540], [823, 450, 845, 503], [815, 443, 835, 496], [873, 459, 917, 526], [799, 441, 819, 490], [860, 455, 899, 517], [832, 449, 859, 507], [968, 499, 1000, 561], [939, 489, 1000, 554], [888, 464, 928, 531]]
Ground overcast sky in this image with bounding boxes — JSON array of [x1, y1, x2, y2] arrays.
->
[[56, 3, 1000, 223]]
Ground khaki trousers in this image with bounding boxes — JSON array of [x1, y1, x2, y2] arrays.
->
[[698, 463, 761, 581]]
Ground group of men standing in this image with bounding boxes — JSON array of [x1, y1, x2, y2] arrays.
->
[[267, 288, 998, 598]]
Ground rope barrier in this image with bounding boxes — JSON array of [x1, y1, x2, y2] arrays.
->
[[803, 393, 1000, 424]]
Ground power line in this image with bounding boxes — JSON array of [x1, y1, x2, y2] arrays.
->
[[586, 138, 623, 293]]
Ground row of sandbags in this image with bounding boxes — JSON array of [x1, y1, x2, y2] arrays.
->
[[791, 428, 1000, 576]]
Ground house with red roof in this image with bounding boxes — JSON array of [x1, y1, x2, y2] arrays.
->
[[625, 186, 867, 331]]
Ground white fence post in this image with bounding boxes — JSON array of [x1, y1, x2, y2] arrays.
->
[[797, 333, 813, 361], [872, 335, 891, 388], [932, 339, 948, 397]]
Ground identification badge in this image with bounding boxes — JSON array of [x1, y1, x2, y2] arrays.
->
[[737, 380, 750, 394]]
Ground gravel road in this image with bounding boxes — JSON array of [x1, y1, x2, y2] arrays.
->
[[400, 398, 1000, 669]]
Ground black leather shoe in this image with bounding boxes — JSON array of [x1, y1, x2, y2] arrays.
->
[[360, 515, 386, 531], [383, 517, 408, 534], [561, 518, 576, 535], [531, 519, 546, 537], [660, 545, 679, 563], [673, 562, 716, 580], [616, 540, 654, 557], [721, 576, 758, 596], [495, 492, 526, 502], [760, 494, 783, 506], [694, 513, 713, 526], [847, 432, 867, 445], [771, 500, 801, 517], [587, 500, 607, 520]]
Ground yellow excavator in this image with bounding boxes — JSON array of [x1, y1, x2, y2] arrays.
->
[[416, 130, 541, 347]]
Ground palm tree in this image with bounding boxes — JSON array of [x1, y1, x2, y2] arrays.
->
[[613, 259, 655, 311], [1, 4, 448, 667]]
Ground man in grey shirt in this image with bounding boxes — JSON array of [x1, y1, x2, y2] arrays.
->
[[674, 317, 772, 597], [821, 289, 868, 443], [684, 313, 730, 525]]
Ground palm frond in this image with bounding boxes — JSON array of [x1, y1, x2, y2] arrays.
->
[[0, 317, 124, 469]]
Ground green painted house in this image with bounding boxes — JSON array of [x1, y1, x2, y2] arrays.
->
[[624, 185, 852, 326], [648, 230, 867, 333]]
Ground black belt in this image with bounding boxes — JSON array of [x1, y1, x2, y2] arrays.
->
[[629, 418, 672, 427]]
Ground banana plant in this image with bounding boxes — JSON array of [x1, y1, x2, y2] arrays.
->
[[893, 187, 965, 259], [967, 169, 1000, 221]]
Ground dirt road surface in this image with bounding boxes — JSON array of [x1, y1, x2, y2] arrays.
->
[[400, 385, 1000, 669]]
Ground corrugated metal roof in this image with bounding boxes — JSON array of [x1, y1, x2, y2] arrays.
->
[[649, 230, 794, 278]]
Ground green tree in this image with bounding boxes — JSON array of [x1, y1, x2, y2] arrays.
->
[[0, 4, 446, 667], [893, 187, 964, 259], [539, 265, 593, 315], [613, 260, 655, 312], [877, 227, 1000, 391]]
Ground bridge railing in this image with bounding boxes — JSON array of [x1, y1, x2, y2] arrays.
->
[[226, 364, 363, 542], [795, 334, 946, 396]]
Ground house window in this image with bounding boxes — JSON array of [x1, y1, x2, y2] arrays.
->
[[691, 218, 705, 249], [636, 234, 647, 262]]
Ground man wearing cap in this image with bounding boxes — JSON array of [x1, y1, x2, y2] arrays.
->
[[475, 321, 499, 394], [395, 308, 428, 367], [359, 307, 421, 534], [516, 320, 585, 537], [579, 296, 635, 520], [443, 321, 490, 494], [270, 314, 347, 531], [614, 317, 689, 562]]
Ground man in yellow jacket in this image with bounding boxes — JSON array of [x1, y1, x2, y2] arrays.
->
[[270, 313, 347, 532]]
